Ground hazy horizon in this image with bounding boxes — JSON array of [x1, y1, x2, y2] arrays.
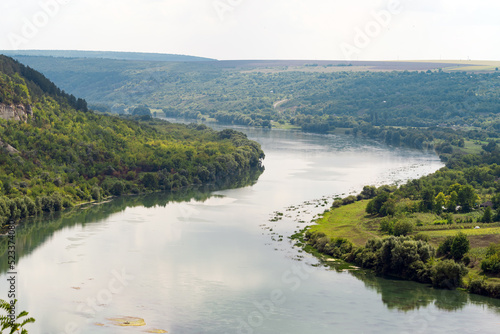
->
[[1, 0, 499, 61]]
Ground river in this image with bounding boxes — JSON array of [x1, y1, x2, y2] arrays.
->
[[2, 125, 500, 334]]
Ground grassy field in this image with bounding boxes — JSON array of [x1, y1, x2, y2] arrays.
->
[[311, 199, 500, 258], [309, 200, 380, 246], [412, 59, 500, 72]]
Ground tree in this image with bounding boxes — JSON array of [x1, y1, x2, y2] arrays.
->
[[450, 232, 470, 261], [482, 141, 497, 153], [437, 236, 454, 257], [421, 188, 435, 212], [457, 184, 478, 212], [482, 207, 493, 223], [435, 192, 446, 214], [359, 185, 377, 199], [141, 173, 158, 189], [366, 192, 390, 216], [431, 260, 467, 289], [446, 191, 458, 212], [393, 220, 414, 236], [132, 106, 152, 116], [492, 193, 500, 209]]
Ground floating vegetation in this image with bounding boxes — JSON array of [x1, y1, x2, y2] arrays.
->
[[107, 316, 146, 327], [145, 329, 168, 333]]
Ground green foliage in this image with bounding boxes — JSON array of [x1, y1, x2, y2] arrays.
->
[[0, 55, 265, 226], [450, 232, 470, 261], [132, 105, 151, 116], [0, 299, 35, 334], [430, 260, 468, 289], [437, 233, 470, 261], [358, 185, 377, 200], [481, 207, 493, 223], [366, 192, 390, 216], [393, 220, 414, 236], [481, 243, 500, 274]]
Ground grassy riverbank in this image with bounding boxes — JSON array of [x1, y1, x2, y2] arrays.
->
[[299, 186, 500, 298]]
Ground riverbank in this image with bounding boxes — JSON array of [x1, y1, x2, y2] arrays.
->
[[294, 189, 500, 299]]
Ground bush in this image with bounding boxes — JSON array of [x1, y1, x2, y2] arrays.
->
[[379, 217, 395, 234], [437, 236, 454, 257], [366, 192, 390, 216], [450, 232, 470, 261], [393, 220, 414, 236], [481, 244, 500, 274], [431, 259, 467, 289], [437, 233, 470, 261], [110, 181, 124, 196], [141, 173, 158, 189], [413, 233, 430, 242]]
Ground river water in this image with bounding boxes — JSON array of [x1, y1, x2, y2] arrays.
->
[[2, 126, 500, 334]]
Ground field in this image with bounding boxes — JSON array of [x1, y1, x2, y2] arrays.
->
[[232, 60, 478, 73], [308, 200, 379, 246], [311, 200, 500, 256]]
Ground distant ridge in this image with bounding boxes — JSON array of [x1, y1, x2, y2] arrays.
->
[[0, 50, 216, 62]]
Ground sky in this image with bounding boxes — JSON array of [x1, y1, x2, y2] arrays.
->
[[1, 0, 499, 61]]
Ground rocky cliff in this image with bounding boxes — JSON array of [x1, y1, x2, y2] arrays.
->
[[0, 103, 33, 122]]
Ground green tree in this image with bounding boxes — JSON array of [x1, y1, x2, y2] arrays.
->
[[430, 260, 467, 289], [0, 299, 35, 334], [393, 220, 414, 236], [141, 173, 158, 189], [482, 207, 493, 223], [421, 188, 435, 212], [457, 184, 478, 212], [366, 192, 390, 216], [435, 192, 446, 214], [446, 191, 458, 212], [450, 232, 470, 261]]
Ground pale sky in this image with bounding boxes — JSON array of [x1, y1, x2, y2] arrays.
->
[[1, 0, 499, 61]]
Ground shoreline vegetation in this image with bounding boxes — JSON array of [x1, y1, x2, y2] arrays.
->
[[293, 144, 500, 299], [0, 55, 265, 232]]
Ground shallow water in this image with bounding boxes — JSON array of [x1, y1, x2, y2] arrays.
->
[[2, 126, 500, 334]]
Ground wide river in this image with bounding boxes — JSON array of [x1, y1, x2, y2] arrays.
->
[[2, 125, 500, 334]]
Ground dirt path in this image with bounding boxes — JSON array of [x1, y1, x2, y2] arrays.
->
[[273, 99, 289, 109]]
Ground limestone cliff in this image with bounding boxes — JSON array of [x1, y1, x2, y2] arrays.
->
[[0, 103, 33, 122]]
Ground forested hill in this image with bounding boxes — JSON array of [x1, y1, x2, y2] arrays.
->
[[0, 55, 264, 227], [6, 55, 499, 138], [0, 50, 216, 62]]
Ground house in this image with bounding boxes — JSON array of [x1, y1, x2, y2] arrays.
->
[[480, 201, 494, 208]]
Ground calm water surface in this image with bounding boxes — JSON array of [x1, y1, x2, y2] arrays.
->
[[2, 126, 500, 334]]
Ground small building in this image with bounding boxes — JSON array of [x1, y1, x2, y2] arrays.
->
[[480, 201, 494, 208]]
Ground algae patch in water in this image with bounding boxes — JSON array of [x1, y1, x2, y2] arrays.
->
[[145, 329, 168, 333], [107, 316, 146, 326]]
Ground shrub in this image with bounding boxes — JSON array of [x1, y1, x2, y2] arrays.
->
[[431, 259, 467, 289], [413, 233, 430, 242], [379, 217, 395, 234], [393, 220, 414, 236], [481, 244, 500, 274], [450, 232, 470, 261], [437, 233, 470, 260]]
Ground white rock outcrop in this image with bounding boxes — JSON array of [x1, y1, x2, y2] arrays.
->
[[0, 103, 33, 122]]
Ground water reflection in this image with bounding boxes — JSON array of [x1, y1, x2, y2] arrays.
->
[[325, 263, 500, 313], [0, 168, 263, 274]]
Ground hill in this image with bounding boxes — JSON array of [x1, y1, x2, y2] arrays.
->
[[0, 50, 216, 62], [0, 55, 264, 227], [3, 53, 500, 159]]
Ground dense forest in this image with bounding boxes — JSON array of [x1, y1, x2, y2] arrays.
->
[[0, 55, 264, 228], [7, 55, 499, 154]]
